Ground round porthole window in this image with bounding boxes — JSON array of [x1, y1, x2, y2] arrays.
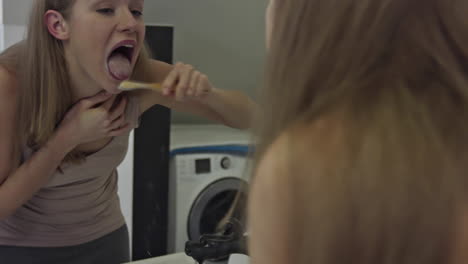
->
[[187, 178, 248, 241]]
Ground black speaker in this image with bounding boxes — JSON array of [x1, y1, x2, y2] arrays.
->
[[132, 25, 174, 261]]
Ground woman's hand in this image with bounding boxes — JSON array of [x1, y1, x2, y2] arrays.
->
[[161, 62, 215, 102], [57, 92, 129, 148]]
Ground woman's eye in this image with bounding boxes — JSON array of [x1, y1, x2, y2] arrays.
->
[[97, 8, 114, 15], [131, 10, 143, 17]]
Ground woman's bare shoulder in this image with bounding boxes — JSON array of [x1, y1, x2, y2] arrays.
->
[[248, 119, 345, 263], [257, 118, 344, 180]]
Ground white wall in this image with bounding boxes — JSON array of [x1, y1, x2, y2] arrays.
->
[[0, 0, 30, 51], [0, 24, 26, 49], [3, 0, 31, 25], [117, 131, 135, 256]]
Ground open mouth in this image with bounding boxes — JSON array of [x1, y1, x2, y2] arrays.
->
[[112, 45, 134, 61], [107, 42, 136, 81]]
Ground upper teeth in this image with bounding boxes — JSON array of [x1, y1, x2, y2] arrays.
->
[[123, 44, 134, 48]]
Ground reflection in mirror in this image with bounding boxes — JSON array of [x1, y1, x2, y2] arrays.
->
[[0, 0, 264, 263]]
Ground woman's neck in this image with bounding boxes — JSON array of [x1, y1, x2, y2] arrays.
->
[[69, 74, 103, 103], [65, 50, 104, 103]]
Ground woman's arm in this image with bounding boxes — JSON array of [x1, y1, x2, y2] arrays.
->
[[134, 60, 257, 129], [0, 68, 128, 219], [0, 132, 74, 220], [0, 68, 75, 219], [0, 68, 17, 186]]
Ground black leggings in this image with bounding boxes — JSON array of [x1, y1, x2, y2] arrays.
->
[[0, 225, 130, 264]]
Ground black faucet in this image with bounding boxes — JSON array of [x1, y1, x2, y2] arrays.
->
[[185, 219, 248, 264]]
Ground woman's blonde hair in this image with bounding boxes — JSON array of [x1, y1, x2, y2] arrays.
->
[[254, 0, 468, 263], [0, 0, 151, 164]]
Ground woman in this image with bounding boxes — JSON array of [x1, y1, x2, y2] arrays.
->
[[249, 0, 468, 263], [0, 0, 255, 263]]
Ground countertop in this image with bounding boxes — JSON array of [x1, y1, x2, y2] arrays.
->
[[125, 253, 195, 264], [125, 253, 249, 264]]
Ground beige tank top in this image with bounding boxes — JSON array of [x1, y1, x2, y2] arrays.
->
[[0, 94, 140, 247]]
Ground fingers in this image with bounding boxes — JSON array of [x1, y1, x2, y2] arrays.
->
[[80, 92, 113, 109], [162, 64, 180, 96], [188, 71, 200, 96], [175, 64, 193, 101], [105, 96, 128, 134], [162, 63, 193, 100], [162, 62, 212, 101], [101, 95, 117, 111], [109, 96, 128, 121], [196, 74, 209, 97], [107, 114, 127, 131], [108, 123, 131, 137]]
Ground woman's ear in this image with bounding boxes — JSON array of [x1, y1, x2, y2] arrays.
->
[[44, 10, 70, 40]]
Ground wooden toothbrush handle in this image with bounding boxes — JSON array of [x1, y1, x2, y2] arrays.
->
[[150, 83, 163, 92]]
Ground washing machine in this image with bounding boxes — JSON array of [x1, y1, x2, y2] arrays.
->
[[167, 125, 252, 253]]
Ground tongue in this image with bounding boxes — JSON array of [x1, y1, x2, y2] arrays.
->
[[108, 53, 131, 80]]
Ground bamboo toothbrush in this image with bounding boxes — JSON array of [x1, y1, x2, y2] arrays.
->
[[118, 80, 163, 92]]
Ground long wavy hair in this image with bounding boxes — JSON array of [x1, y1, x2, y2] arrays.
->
[[0, 0, 151, 164], [253, 0, 468, 263]]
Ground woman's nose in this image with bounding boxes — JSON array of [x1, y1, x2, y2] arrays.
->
[[116, 9, 139, 33]]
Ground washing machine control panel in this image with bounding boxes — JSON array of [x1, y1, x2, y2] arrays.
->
[[174, 154, 247, 179], [194, 156, 235, 174]]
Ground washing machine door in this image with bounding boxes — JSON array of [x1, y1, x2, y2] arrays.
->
[[187, 177, 248, 241]]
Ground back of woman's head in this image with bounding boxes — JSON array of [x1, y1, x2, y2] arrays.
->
[[261, 0, 468, 143], [256, 0, 468, 263]]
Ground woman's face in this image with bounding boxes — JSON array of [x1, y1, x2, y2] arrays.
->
[[63, 0, 146, 94], [266, 0, 275, 49]]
